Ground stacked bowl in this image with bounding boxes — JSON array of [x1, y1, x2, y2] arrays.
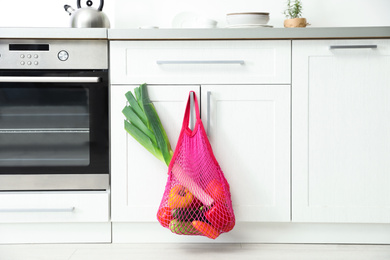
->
[[226, 12, 272, 28]]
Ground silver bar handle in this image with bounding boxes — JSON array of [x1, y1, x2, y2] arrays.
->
[[157, 60, 245, 65], [207, 91, 211, 136], [330, 45, 377, 50], [0, 76, 101, 83], [0, 207, 75, 213], [189, 92, 195, 130], [0, 128, 89, 134]]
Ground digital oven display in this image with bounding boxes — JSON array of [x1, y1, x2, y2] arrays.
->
[[9, 44, 50, 51]]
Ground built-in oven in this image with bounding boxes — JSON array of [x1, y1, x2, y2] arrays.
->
[[0, 39, 109, 191]]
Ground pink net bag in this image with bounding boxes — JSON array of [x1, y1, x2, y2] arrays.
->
[[157, 91, 235, 239]]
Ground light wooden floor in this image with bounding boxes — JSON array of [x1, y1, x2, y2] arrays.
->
[[0, 243, 389, 260]]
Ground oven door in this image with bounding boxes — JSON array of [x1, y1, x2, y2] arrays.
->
[[0, 70, 108, 191]]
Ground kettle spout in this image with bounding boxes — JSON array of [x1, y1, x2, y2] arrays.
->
[[64, 5, 75, 15]]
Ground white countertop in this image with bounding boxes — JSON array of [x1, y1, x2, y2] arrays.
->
[[108, 27, 390, 40], [1, 27, 390, 40]]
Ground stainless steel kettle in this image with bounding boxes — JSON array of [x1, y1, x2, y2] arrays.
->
[[64, 0, 110, 28]]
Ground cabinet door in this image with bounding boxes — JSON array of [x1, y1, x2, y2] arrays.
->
[[111, 85, 200, 221], [292, 40, 390, 223], [201, 85, 291, 222]]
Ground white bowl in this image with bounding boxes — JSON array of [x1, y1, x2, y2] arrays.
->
[[226, 12, 270, 26]]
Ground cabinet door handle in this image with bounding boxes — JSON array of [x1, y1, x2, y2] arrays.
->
[[206, 91, 211, 136], [0, 207, 75, 213], [329, 45, 377, 50], [156, 60, 245, 65], [189, 92, 195, 130]]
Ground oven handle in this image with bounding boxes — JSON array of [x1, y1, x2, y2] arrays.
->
[[0, 76, 101, 83]]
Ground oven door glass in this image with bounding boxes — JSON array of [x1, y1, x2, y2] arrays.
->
[[0, 70, 108, 174]]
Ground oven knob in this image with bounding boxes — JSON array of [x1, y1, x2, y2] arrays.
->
[[58, 50, 69, 61]]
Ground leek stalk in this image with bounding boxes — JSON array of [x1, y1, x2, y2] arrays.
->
[[123, 83, 173, 166]]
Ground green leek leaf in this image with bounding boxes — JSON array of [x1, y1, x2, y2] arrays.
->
[[140, 84, 173, 166], [124, 120, 165, 163], [134, 86, 144, 118], [122, 106, 157, 146], [123, 83, 173, 167], [125, 91, 147, 126]]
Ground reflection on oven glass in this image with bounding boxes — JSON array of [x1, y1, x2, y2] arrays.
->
[[0, 87, 90, 167]]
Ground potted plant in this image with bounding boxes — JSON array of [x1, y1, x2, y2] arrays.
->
[[283, 0, 308, 28]]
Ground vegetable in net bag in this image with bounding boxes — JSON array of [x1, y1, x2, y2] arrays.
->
[[157, 91, 235, 239]]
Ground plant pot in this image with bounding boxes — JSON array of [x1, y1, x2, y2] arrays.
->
[[284, 18, 307, 28]]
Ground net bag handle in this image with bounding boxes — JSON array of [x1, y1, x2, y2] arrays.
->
[[182, 91, 201, 132]]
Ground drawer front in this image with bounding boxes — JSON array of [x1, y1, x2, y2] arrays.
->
[[110, 40, 291, 84], [0, 192, 109, 223]]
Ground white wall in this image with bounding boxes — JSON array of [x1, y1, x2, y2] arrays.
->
[[115, 0, 390, 28], [0, 0, 390, 29], [0, 0, 116, 28]]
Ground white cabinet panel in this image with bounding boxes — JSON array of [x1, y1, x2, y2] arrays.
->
[[202, 85, 291, 222], [292, 39, 390, 223], [110, 40, 291, 85], [110, 84, 200, 221], [0, 192, 109, 223]]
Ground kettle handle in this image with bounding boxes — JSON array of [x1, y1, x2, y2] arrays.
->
[[98, 0, 104, 11], [77, 0, 104, 11]]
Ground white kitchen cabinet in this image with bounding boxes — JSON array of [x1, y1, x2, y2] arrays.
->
[[202, 85, 291, 222], [110, 84, 200, 221], [110, 40, 292, 224], [292, 39, 390, 223]]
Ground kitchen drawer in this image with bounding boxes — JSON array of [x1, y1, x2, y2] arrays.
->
[[0, 191, 109, 223], [110, 40, 291, 84]]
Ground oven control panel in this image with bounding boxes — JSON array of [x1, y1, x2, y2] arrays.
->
[[0, 39, 108, 70], [19, 53, 42, 66]]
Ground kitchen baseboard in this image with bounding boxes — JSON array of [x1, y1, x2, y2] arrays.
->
[[0, 223, 111, 244], [112, 222, 390, 244], [1, 222, 388, 244]]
